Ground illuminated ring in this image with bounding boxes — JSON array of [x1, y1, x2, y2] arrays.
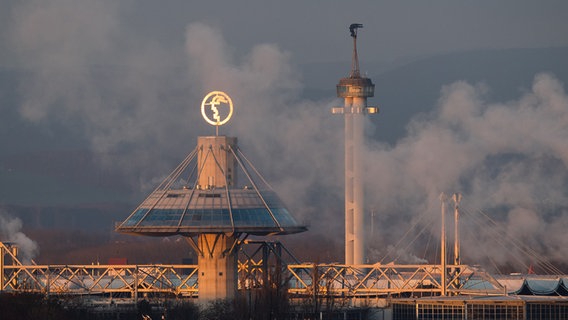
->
[[201, 91, 233, 126]]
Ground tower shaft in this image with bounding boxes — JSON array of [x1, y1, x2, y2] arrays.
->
[[197, 136, 237, 188], [196, 234, 239, 302], [344, 98, 366, 265]]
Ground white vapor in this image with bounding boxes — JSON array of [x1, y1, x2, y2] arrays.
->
[[9, 1, 344, 228], [8, 0, 568, 271], [364, 74, 568, 270], [184, 23, 344, 226], [0, 213, 39, 264], [10, 0, 198, 182]]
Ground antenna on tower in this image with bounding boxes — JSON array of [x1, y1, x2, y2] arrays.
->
[[349, 23, 363, 37], [349, 23, 363, 78]]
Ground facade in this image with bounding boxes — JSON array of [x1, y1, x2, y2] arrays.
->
[[392, 296, 568, 320]]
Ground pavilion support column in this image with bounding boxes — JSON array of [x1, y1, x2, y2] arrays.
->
[[196, 233, 239, 303]]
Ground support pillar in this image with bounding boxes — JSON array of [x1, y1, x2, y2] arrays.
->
[[0, 243, 4, 291], [197, 233, 239, 303], [344, 98, 366, 266]]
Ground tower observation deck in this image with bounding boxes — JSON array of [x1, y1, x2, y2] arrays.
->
[[116, 91, 306, 303], [332, 24, 377, 266]]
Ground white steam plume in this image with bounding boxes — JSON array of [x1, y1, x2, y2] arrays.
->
[[10, 0, 198, 182], [9, 1, 344, 228], [364, 74, 568, 270], [9, 0, 568, 270], [184, 23, 344, 226], [0, 213, 39, 264]]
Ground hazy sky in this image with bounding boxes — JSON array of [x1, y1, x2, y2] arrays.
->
[[2, 1, 568, 67], [2, 0, 568, 268]]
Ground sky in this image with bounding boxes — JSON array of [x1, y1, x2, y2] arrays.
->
[[2, 1, 568, 67], [2, 0, 568, 269]]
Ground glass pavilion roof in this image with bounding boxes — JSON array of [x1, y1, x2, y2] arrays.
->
[[116, 136, 307, 236]]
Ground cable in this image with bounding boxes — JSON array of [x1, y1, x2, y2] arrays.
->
[[460, 206, 563, 275]]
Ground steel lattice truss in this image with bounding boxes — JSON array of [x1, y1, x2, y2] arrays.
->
[[1, 242, 504, 298], [1, 263, 503, 297], [1, 264, 198, 296], [285, 263, 504, 297]]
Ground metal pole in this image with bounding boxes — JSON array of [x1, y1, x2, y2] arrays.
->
[[262, 243, 269, 289], [11, 246, 18, 289], [370, 208, 375, 240], [46, 266, 50, 299], [440, 193, 447, 296], [0, 243, 4, 292], [134, 265, 139, 303], [453, 193, 462, 266]]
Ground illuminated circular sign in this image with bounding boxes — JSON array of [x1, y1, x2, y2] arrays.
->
[[201, 91, 233, 126]]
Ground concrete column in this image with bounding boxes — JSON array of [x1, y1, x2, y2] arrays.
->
[[197, 233, 238, 303], [352, 97, 366, 266], [197, 136, 237, 189], [344, 97, 354, 266]]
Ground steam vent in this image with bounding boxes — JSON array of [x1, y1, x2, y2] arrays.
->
[[116, 91, 306, 302]]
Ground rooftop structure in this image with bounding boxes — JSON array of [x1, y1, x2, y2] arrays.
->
[[116, 91, 306, 302], [116, 135, 305, 237]]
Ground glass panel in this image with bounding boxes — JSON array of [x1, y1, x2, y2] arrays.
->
[[139, 209, 183, 226], [122, 209, 147, 226]]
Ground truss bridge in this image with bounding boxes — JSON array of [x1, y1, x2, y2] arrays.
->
[[1, 241, 504, 300]]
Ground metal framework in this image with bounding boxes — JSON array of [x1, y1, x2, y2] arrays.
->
[[1, 242, 504, 299], [1, 264, 198, 296], [286, 263, 505, 297]]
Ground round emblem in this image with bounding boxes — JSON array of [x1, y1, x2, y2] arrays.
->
[[201, 91, 233, 126]]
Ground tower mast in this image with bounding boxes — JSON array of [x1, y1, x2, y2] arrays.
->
[[350, 24, 362, 78], [332, 24, 377, 265], [453, 193, 462, 266]]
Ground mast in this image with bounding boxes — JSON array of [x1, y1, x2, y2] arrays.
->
[[440, 193, 447, 296], [332, 23, 377, 265], [349, 23, 363, 78], [453, 193, 462, 266]]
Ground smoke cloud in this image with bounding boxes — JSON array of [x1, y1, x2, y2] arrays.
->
[[364, 74, 568, 271], [184, 23, 344, 225], [7, 1, 568, 271], [8, 2, 344, 230], [10, 0, 198, 182], [0, 213, 39, 264]]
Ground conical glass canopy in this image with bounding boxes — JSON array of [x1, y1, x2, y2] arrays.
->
[[116, 136, 306, 236]]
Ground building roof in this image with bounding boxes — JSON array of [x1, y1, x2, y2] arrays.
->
[[496, 275, 568, 296], [116, 136, 307, 237]]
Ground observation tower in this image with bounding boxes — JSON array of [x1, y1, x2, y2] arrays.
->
[[332, 24, 377, 265], [116, 91, 306, 303]]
